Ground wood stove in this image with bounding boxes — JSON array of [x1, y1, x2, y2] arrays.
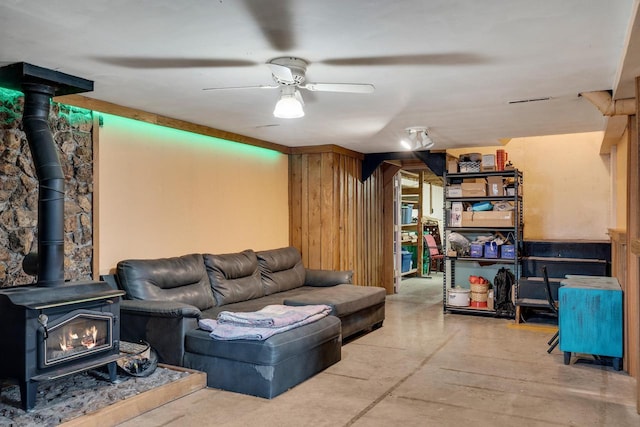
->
[[0, 281, 123, 410], [0, 63, 125, 411]]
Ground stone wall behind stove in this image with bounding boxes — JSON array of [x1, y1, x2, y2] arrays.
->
[[0, 88, 94, 286]]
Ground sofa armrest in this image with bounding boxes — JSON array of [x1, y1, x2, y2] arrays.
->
[[304, 268, 353, 287], [120, 300, 201, 318], [119, 300, 200, 366]]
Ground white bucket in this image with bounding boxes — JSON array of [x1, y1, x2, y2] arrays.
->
[[448, 287, 470, 307]]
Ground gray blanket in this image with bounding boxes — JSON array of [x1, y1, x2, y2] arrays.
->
[[198, 304, 331, 341]]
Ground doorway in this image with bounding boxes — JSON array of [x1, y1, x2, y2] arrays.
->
[[393, 168, 445, 295]]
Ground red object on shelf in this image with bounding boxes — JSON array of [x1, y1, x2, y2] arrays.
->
[[496, 149, 507, 171], [470, 300, 488, 308]]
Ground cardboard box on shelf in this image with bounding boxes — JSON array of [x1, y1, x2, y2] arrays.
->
[[446, 184, 462, 197], [450, 202, 463, 227], [506, 185, 523, 196], [447, 159, 458, 174], [487, 176, 504, 196], [461, 211, 514, 227], [461, 182, 487, 197], [481, 154, 496, 171]]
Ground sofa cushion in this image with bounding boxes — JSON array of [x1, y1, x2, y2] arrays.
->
[[304, 269, 353, 286], [256, 247, 306, 295], [203, 250, 265, 306], [284, 284, 386, 317], [200, 286, 319, 318], [116, 253, 214, 310]]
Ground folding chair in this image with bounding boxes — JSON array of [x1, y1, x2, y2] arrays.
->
[[424, 234, 444, 275], [543, 266, 559, 353]]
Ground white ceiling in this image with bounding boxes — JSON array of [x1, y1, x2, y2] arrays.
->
[[1, 0, 638, 153]]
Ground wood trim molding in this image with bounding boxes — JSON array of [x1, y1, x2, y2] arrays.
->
[[601, 115, 631, 154], [91, 114, 100, 280], [608, 228, 628, 243], [54, 94, 292, 154], [289, 144, 364, 159], [630, 238, 640, 256]]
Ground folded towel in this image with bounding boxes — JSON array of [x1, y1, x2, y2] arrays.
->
[[198, 304, 331, 341], [216, 304, 331, 328]]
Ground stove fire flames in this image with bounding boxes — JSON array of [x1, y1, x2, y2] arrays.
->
[[0, 63, 125, 411]]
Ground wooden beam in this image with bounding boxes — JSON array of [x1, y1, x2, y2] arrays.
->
[[54, 94, 291, 154], [362, 151, 446, 181], [382, 163, 398, 294], [601, 115, 630, 154], [289, 144, 364, 159], [630, 77, 640, 410]]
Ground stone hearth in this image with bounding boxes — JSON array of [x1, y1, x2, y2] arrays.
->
[[0, 366, 205, 426]]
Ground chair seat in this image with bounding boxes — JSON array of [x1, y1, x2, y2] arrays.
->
[[516, 298, 550, 308]]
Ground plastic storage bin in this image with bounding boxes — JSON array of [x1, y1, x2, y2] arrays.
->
[[401, 204, 413, 224], [484, 242, 499, 258], [501, 244, 515, 259], [401, 250, 412, 272], [470, 244, 483, 258]]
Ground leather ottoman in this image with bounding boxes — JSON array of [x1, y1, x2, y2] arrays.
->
[[183, 315, 341, 398]]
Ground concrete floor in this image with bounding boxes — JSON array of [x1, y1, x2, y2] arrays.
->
[[119, 276, 639, 427]]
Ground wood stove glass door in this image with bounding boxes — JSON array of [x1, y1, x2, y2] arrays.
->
[[39, 309, 114, 368]]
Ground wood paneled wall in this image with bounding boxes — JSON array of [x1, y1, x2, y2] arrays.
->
[[289, 149, 388, 291], [632, 83, 640, 410]]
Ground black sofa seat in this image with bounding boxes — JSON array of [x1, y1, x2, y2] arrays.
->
[[283, 284, 386, 339]]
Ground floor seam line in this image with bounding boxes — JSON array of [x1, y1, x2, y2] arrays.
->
[[342, 331, 458, 427]]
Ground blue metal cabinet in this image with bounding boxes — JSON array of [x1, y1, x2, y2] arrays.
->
[[559, 276, 622, 369]]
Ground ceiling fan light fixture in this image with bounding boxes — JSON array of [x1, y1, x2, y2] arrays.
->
[[273, 90, 305, 118]]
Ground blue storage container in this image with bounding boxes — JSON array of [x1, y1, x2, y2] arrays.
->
[[501, 244, 515, 259], [484, 241, 499, 258], [401, 250, 412, 272], [401, 204, 413, 224], [470, 244, 483, 258]]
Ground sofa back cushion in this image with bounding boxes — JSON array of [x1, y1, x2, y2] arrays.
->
[[256, 246, 306, 295], [116, 253, 215, 310], [203, 250, 265, 306]]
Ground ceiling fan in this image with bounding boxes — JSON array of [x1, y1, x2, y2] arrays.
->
[[202, 57, 375, 118]]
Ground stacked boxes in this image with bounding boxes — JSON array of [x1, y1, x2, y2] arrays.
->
[[487, 176, 504, 196], [461, 182, 486, 197], [461, 211, 514, 227]]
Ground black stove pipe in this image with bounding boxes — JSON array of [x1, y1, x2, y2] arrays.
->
[[21, 83, 65, 287]]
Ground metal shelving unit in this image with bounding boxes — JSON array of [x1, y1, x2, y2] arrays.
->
[[443, 169, 523, 317]]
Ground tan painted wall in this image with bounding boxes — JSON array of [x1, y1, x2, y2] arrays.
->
[[449, 132, 610, 241], [96, 113, 289, 274]]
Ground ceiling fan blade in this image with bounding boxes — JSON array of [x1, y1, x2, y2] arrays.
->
[[202, 85, 278, 91], [241, 0, 296, 51], [267, 63, 295, 84], [320, 53, 487, 66], [93, 56, 258, 69], [302, 83, 375, 94]]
